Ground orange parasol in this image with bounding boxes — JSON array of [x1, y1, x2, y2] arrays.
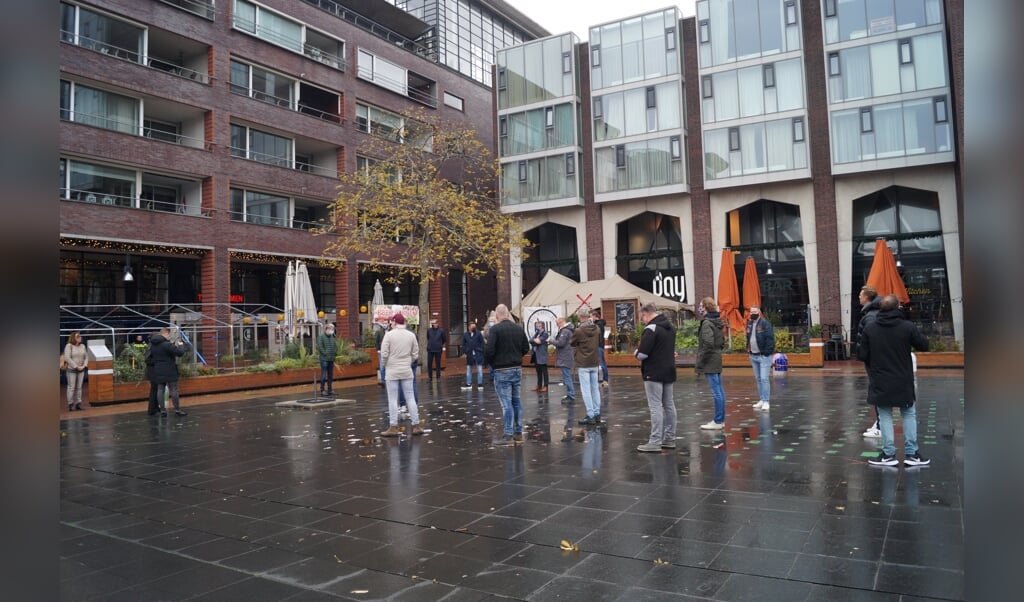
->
[[866, 238, 910, 304], [717, 248, 746, 333], [742, 256, 761, 320]]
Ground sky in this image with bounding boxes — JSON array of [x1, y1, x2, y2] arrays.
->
[[505, 0, 698, 41]]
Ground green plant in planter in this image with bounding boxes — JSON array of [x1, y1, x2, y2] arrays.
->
[[807, 323, 823, 338], [675, 319, 699, 351], [334, 339, 370, 365]]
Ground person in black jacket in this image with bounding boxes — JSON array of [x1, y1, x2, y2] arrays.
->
[[857, 285, 883, 437], [425, 319, 446, 381], [857, 295, 930, 467], [483, 304, 531, 446], [634, 303, 678, 452], [149, 327, 188, 417]]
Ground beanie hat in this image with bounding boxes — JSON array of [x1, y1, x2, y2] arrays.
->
[[392, 313, 405, 325]]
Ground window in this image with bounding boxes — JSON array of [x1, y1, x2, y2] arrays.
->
[[61, 158, 136, 206], [860, 107, 873, 132], [784, 1, 798, 25], [230, 59, 295, 109], [565, 153, 575, 175], [232, 0, 302, 53], [230, 123, 293, 167], [793, 117, 805, 142], [828, 52, 840, 76], [825, 0, 837, 18], [646, 86, 656, 109], [518, 160, 527, 182], [701, 75, 713, 99], [60, 2, 143, 62], [591, 45, 600, 67], [60, 80, 140, 135], [899, 39, 913, 64], [562, 51, 572, 73], [615, 145, 626, 168], [670, 135, 681, 159], [545, 106, 554, 128], [143, 118, 180, 143], [665, 27, 676, 50], [443, 91, 464, 111], [231, 187, 289, 227], [699, 20, 710, 44], [763, 64, 776, 88], [934, 96, 948, 122], [729, 127, 740, 151], [499, 116, 507, 136], [593, 97, 603, 118], [497, 67, 507, 90]]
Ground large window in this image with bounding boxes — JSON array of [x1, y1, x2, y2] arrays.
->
[[60, 80, 139, 135], [60, 159, 136, 207], [825, 0, 943, 44], [355, 103, 432, 149], [696, 0, 802, 68], [233, 0, 303, 53], [230, 187, 289, 227], [831, 96, 952, 164], [61, 1, 143, 61], [593, 83, 681, 142], [851, 185, 950, 337], [521, 223, 580, 295], [230, 124, 293, 167], [727, 199, 808, 326], [702, 58, 803, 123], [827, 33, 947, 103], [501, 103, 576, 156], [594, 137, 684, 193], [704, 117, 808, 180], [616, 212, 685, 302], [230, 60, 295, 109], [590, 9, 679, 90], [501, 153, 579, 205]]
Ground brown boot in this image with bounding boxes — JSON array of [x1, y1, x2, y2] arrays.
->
[[380, 425, 401, 437], [538, 387, 548, 392], [412, 424, 424, 436]]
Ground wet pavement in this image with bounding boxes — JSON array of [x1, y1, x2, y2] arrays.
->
[[61, 368, 964, 601]]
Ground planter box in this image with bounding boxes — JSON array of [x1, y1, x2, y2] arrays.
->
[[915, 351, 964, 368], [101, 351, 378, 405]]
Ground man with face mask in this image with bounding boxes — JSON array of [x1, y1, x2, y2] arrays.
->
[[746, 307, 775, 411], [461, 321, 484, 390]]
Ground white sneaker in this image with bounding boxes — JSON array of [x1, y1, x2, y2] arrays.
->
[[700, 421, 725, 430], [759, 402, 769, 411], [752, 400, 764, 409], [460, 385, 473, 390], [863, 425, 881, 438]]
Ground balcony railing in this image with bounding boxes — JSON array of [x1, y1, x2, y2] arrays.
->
[[301, 0, 437, 62], [157, 0, 215, 20], [61, 188, 211, 216], [228, 82, 342, 124], [303, 43, 346, 72], [228, 146, 338, 178], [356, 65, 438, 108], [60, 31, 209, 84], [61, 110, 207, 149]]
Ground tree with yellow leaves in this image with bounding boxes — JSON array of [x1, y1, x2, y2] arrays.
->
[[317, 106, 529, 356]]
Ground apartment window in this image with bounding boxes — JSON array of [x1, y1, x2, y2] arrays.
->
[[230, 59, 295, 109], [763, 64, 776, 88], [699, 20, 710, 44], [565, 153, 575, 175], [443, 91, 464, 111], [825, 0, 837, 18], [143, 118, 180, 143], [356, 102, 431, 148], [230, 123, 293, 167], [729, 127, 740, 151], [793, 117, 805, 142], [61, 158, 136, 206], [593, 97, 603, 118], [562, 51, 572, 73], [899, 39, 913, 64], [60, 80, 139, 135], [499, 116, 507, 136], [784, 1, 798, 25], [860, 108, 873, 133], [497, 67, 507, 90], [591, 45, 600, 67], [615, 145, 626, 168], [231, 187, 289, 227], [701, 75, 713, 99], [646, 86, 657, 109], [665, 27, 676, 51], [60, 2, 143, 62], [828, 52, 840, 76], [233, 0, 302, 53], [545, 106, 554, 128], [518, 160, 527, 182], [934, 97, 948, 122], [670, 135, 681, 159]]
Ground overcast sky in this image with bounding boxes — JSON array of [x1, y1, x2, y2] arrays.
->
[[505, 1, 698, 41]]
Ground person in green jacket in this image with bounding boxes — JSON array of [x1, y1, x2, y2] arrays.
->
[[317, 322, 338, 396]]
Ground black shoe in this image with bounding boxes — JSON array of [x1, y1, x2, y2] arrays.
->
[[578, 415, 596, 425], [560, 396, 575, 405], [512, 433, 523, 443], [175, 410, 188, 417], [160, 410, 168, 417], [868, 452, 898, 466], [75, 403, 83, 411], [492, 434, 514, 446], [593, 414, 601, 425], [904, 453, 930, 467], [68, 405, 74, 412]]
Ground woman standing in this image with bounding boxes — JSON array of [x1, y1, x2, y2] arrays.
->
[[531, 321, 550, 392], [64, 331, 88, 411]]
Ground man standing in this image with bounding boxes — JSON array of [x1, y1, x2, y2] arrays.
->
[[696, 298, 727, 430], [857, 285, 883, 437], [380, 313, 424, 437], [746, 307, 775, 411], [571, 308, 602, 425], [634, 303, 678, 452], [149, 327, 187, 417], [530, 321, 549, 392], [592, 307, 609, 387], [317, 322, 338, 396], [858, 295, 930, 466], [374, 322, 387, 387], [426, 319, 446, 381], [461, 321, 484, 390], [552, 317, 576, 404], [483, 304, 530, 446]]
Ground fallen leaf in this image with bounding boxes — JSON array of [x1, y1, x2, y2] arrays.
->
[[350, 590, 369, 594]]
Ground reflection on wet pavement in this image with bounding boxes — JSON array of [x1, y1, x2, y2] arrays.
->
[[61, 370, 964, 600]]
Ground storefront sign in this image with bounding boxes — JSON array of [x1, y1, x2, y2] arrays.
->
[[652, 272, 686, 303]]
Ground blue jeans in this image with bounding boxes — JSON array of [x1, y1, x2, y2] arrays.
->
[[749, 353, 772, 401], [578, 366, 601, 418], [877, 404, 918, 456], [705, 373, 726, 424], [598, 347, 608, 382], [320, 360, 334, 393], [493, 368, 523, 436], [466, 362, 483, 385], [560, 366, 575, 399]]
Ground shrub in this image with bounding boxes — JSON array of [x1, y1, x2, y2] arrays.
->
[[334, 339, 370, 365]]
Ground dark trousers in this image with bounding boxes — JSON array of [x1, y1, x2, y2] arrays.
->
[[320, 360, 334, 393], [534, 364, 549, 387], [147, 380, 160, 415], [427, 351, 443, 380]]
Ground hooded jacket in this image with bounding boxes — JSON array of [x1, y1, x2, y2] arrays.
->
[[570, 320, 601, 368], [695, 313, 725, 375], [745, 316, 775, 355], [636, 313, 677, 383], [148, 333, 186, 383], [857, 308, 929, 407], [461, 328, 484, 365]]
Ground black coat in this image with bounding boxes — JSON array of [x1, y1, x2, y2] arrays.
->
[[857, 309, 929, 407], [148, 334, 187, 383], [484, 319, 530, 369], [636, 313, 677, 383]]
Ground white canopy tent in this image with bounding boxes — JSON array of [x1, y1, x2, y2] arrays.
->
[[516, 270, 691, 320]]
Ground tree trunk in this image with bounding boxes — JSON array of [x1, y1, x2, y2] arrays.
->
[[417, 265, 431, 367]]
